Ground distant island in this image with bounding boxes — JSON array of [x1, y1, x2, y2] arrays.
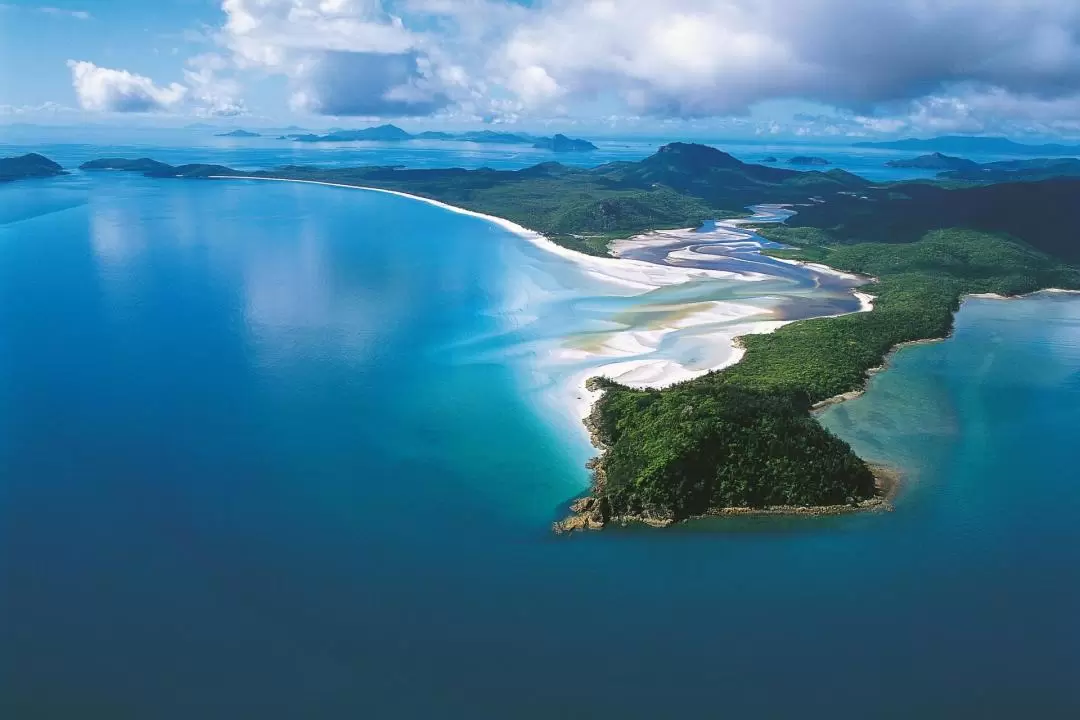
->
[[855, 135, 1080, 156], [215, 129, 260, 138], [885, 152, 979, 171], [282, 123, 597, 150], [67, 144, 1080, 528], [788, 156, 830, 166], [937, 157, 1080, 183], [762, 156, 778, 163], [0, 153, 66, 182], [880, 153, 1080, 182], [532, 134, 598, 152]]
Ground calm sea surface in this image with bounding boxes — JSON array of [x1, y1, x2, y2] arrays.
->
[[1, 144, 1079, 718]]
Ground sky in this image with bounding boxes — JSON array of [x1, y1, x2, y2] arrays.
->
[[4, 0, 1080, 139]]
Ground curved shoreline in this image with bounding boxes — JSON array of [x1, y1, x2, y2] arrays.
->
[[213, 175, 894, 530], [211, 175, 757, 292], [810, 287, 1080, 413]]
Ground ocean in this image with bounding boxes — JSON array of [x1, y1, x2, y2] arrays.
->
[[1, 139, 1079, 718]]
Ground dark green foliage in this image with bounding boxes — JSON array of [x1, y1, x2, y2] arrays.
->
[[789, 178, 1080, 262], [77, 143, 875, 254], [593, 229, 1080, 517], [0, 153, 65, 182], [592, 382, 875, 520]]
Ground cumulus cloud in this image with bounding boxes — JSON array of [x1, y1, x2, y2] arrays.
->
[[220, 0, 451, 116], [489, 0, 1080, 118], [67, 60, 188, 112], [294, 50, 448, 115], [182, 53, 248, 117], [201, 0, 1080, 129], [67, 58, 246, 116]]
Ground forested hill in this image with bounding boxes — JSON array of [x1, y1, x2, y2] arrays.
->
[[0, 153, 65, 182], [79, 143, 871, 255], [788, 178, 1080, 262]]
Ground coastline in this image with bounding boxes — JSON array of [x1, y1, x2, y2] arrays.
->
[[213, 175, 896, 532], [810, 287, 1080, 413], [217, 175, 870, 415], [212, 175, 755, 292]]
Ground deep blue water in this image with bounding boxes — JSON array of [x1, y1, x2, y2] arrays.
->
[[2, 168, 1080, 718]]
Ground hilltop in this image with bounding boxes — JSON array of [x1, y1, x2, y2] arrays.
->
[[0, 153, 66, 182], [885, 152, 979, 171]]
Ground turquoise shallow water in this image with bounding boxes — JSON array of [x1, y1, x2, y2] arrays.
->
[[2, 169, 1080, 718]]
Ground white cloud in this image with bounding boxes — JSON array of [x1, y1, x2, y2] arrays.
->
[[67, 60, 188, 112], [183, 53, 248, 117], [217, 0, 462, 116], [485, 0, 1080, 118], [65, 57, 247, 117]]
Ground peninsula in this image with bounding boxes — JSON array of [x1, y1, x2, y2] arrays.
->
[[71, 145, 1080, 529]]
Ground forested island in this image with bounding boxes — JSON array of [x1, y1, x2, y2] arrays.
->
[[0, 153, 65, 182], [280, 123, 597, 151], [68, 144, 1080, 529]]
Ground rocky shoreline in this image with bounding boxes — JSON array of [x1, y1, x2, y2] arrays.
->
[[554, 464, 899, 534], [553, 376, 901, 534]]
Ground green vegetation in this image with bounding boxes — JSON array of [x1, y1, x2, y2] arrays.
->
[[788, 178, 1080, 262], [80, 143, 875, 257], [71, 144, 1080, 527], [585, 229, 1080, 525], [0, 153, 65, 182]]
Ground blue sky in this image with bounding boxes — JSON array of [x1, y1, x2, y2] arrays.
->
[[5, 0, 1080, 139]]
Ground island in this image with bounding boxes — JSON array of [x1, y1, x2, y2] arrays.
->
[[0, 153, 66, 182], [68, 144, 1080, 529], [885, 152, 979, 171], [855, 135, 1080, 156], [762, 156, 778, 163], [788, 156, 830, 166], [532, 134, 598, 152], [283, 123, 596, 150], [215, 129, 261, 138]]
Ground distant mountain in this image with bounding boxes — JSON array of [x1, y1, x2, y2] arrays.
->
[[938, 157, 1080, 182], [533, 134, 597, 152], [290, 124, 413, 142], [80, 158, 234, 178], [456, 130, 536, 144], [285, 124, 596, 149], [215, 129, 260, 138], [414, 131, 456, 141], [0, 153, 65, 182], [885, 152, 980, 171], [788, 156, 830, 166], [855, 135, 1080, 156]]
